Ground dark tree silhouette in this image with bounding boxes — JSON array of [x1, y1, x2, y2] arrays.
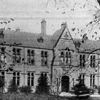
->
[[35, 73, 50, 94], [72, 76, 90, 99], [8, 79, 18, 93], [0, 77, 4, 88]]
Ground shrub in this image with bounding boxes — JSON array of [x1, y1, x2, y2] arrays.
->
[[19, 86, 32, 94], [72, 77, 90, 99], [97, 86, 100, 94], [73, 83, 90, 95], [35, 73, 50, 94], [0, 76, 5, 92], [8, 79, 18, 93]]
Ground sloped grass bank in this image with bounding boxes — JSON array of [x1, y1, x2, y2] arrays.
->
[[0, 93, 76, 100], [1, 93, 99, 100]]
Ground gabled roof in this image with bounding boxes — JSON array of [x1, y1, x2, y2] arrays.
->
[[0, 27, 65, 50], [1, 27, 100, 53], [74, 39, 100, 53]]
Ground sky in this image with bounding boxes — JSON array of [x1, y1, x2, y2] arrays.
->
[[0, 0, 100, 39]]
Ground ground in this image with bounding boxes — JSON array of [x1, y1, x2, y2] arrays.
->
[[1, 93, 100, 100]]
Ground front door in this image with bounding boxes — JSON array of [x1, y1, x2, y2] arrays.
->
[[61, 76, 69, 92]]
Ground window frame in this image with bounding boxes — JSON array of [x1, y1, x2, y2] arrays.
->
[[13, 71, 20, 86], [27, 49, 35, 65], [90, 74, 95, 87], [27, 72, 34, 86], [80, 54, 85, 67], [90, 55, 95, 67], [41, 51, 48, 66], [60, 51, 71, 65], [12, 48, 21, 64]]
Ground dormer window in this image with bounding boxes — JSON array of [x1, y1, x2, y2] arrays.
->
[[37, 36, 44, 43], [60, 51, 71, 65]]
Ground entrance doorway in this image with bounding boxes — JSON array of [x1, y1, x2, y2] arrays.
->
[[61, 76, 69, 92]]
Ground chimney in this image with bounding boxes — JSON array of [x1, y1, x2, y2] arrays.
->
[[41, 19, 46, 37], [0, 28, 4, 39], [61, 22, 67, 29]]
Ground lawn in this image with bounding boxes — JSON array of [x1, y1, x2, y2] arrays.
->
[[0, 93, 100, 100]]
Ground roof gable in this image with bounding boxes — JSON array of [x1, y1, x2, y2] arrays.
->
[[54, 24, 76, 51]]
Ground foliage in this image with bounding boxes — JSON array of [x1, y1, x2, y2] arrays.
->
[[8, 79, 18, 93], [19, 86, 32, 94], [97, 86, 100, 94], [0, 76, 5, 88], [72, 77, 90, 97], [35, 73, 50, 94]]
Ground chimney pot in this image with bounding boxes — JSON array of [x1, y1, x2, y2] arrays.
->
[[61, 22, 67, 29], [41, 19, 46, 37]]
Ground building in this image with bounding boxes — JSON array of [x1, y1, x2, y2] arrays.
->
[[52, 23, 100, 93], [0, 19, 100, 93]]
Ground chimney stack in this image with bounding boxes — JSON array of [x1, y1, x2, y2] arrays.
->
[[61, 22, 67, 29], [41, 19, 46, 37]]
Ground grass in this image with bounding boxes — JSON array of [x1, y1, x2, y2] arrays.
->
[[0, 92, 98, 100], [0, 93, 76, 100]]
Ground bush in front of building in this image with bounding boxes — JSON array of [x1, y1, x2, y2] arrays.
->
[[72, 78, 90, 98], [19, 86, 32, 94], [97, 86, 100, 94], [8, 79, 18, 93], [0, 76, 5, 92], [35, 73, 50, 94]]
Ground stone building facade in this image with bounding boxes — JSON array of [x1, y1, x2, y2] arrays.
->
[[0, 19, 100, 93]]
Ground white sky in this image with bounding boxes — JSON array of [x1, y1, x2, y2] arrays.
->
[[0, 0, 100, 39]]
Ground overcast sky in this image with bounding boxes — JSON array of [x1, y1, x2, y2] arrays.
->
[[0, 0, 100, 39]]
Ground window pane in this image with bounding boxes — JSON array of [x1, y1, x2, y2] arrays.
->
[[31, 78, 34, 86], [31, 73, 34, 77], [61, 52, 64, 57], [31, 50, 34, 55], [41, 51, 44, 57], [17, 72, 20, 76], [13, 72, 16, 76], [17, 78, 20, 86], [28, 80, 30, 86], [45, 51, 47, 57]]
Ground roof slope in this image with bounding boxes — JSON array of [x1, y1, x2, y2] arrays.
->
[[0, 28, 65, 49]]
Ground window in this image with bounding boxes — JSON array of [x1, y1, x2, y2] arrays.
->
[[90, 74, 95, 87], [41, 51, 48, 66], [1, 71, 5, 81], [79, 74, 85, 84], [27, 72, 34, 86], [13, 72, 20, 86], [27, 49, 35, 65], [65, 52, 71, 64], [80, 55, 85, 67], [1, 47, 5, 54], [60, 51, 71, 65], [90, 55, 95, 67], [60, 51, 64, 63], [13, 48, 21, 63], [0, 47, 6, 62]]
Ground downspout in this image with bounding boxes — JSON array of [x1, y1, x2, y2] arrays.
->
[[50, 26, 66, 84], [50, 48, 55, 84]]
